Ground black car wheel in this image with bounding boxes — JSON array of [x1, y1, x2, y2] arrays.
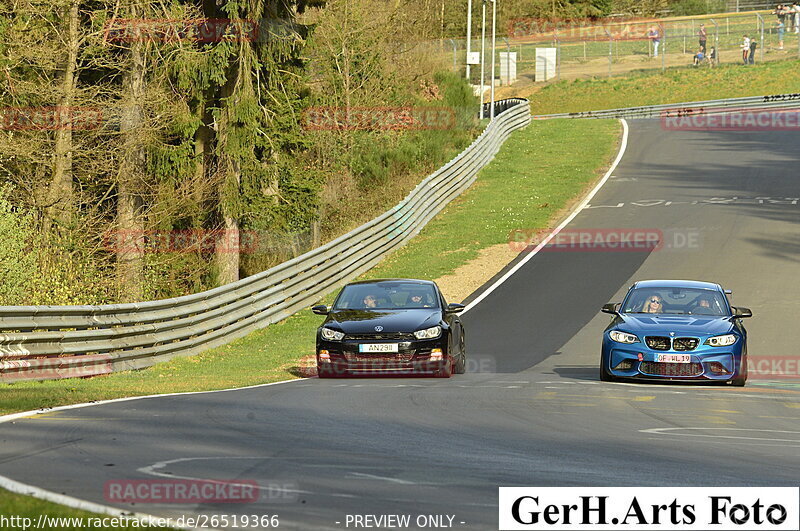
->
[[729, 354, 747, 386], [453, 353, 466, 374], [452, 333, 466, 374], [599, 361, 615, 382]]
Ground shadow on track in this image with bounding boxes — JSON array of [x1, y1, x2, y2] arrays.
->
[[463, 249, 653, 373]]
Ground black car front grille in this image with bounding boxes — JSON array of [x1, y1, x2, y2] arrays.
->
[[673, 337, 699, 351], [344, 352, 414, 363], [344, 332, 415, 341], [644, 336, 699, 351], [640, 361, 703, 377], [645, 336, 671, 350]]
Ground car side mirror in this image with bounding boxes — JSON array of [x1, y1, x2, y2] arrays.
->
[[601, 303, 620, 314], [732, 306, 752, 318], [446, 303, 465, 314], [312, 305, 329, 315]]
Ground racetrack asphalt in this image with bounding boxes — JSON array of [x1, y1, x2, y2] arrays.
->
[[1, 119, 799, 530]]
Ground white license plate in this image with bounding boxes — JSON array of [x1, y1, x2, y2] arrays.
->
[[657, 353, 691, 363], [358, 343, 399, 353]]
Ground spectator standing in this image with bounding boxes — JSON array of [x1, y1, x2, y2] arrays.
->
[[648, 26, 661, 57], [775, 4, 787, 24], [698, 24, 707, 53], [749, 37, 757, 63], [741, 34, 750, 63], [794, 2, 800, 33], [776, 20, 785, 49]]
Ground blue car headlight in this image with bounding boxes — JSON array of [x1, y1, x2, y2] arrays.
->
[[705, 334, 737, 347], [321, 327, 345, 341], [609, 330, 640, 344]]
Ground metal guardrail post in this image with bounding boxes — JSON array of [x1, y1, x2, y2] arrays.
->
[[554, 32, 560, 82], [710, 19, 720, 64]]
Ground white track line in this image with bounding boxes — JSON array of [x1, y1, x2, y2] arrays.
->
[[463, 118, 630, 314], [0, 378, 297, 530], [0, 474, 199, 530], [0, 377, 297, 425]]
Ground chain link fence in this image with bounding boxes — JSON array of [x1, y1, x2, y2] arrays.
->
[[435, 10, 799, 95]]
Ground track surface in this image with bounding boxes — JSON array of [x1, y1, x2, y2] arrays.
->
[[2, 120, 800, 530]]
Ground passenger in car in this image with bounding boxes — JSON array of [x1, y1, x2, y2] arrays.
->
[[642, 295, 664, 313]]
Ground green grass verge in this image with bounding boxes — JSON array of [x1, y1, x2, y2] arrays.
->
[[530, 58, 800, 114], [0, 488, 173, 530]]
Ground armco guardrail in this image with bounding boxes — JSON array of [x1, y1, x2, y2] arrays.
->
[[535, 93, 800, 120], [0, 99, 530, 382]]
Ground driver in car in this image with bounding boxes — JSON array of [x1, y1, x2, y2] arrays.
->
[[692, 296, 714, 314], [362, 294, 378, 308], [408, 293, 433, 308]]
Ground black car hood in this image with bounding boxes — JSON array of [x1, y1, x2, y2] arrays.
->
[[326, 309, 441, 334]]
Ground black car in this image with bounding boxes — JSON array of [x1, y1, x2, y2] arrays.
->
[[312, 279, 466, 378]]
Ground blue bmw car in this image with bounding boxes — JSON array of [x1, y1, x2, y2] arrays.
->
[[600, 280, 752, 386]]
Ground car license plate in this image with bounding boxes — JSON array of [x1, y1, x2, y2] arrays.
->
[[657, 353, 691, 363], [358, 343, 398, 353]]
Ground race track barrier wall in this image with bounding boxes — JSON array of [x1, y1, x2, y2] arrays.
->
[[534, 92, 800, 120]]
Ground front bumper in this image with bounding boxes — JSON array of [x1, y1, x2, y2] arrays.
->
[[316, 336, 449, 376], [603, 338, 744, 382]]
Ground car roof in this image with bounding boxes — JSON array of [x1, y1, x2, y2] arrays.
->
[[346, 278, 436, 287], [632, 279, 722, 291]]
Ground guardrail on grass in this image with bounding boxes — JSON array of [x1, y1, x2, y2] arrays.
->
[[534, 92, 800, 120], [0, 99, 531, 382]]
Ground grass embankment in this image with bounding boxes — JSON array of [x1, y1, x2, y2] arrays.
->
[[530, 58, 800, 114], [0, 490, 173, 530], [0, 118, 620, 417]]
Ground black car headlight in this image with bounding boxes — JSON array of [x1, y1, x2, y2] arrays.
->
[[609, 330, 639, 344], [705, 334, 737, 347], [320, 327, 345, 341], [414, 326, 442, 340]]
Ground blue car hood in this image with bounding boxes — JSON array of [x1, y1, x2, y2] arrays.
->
[[617, 314, 734, 336]]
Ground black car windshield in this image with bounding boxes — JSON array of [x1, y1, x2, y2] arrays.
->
[[621, 287, 730, 316], [333, 282, 440, 310]]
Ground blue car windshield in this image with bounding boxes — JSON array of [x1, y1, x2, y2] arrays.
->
[[333, 282, 440, 310], [621, 287, 730, 316]]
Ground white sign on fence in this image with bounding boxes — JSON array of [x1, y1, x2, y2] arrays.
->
[[535, 48, 557, 81], [466, 51, 481, 65], [499, 52, 517, 85]]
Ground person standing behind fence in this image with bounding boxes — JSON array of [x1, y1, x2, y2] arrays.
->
[[776, 20, 785, 49], [775, 4, 787, 24], [698, 24, 707, 53], [793, 2, 800, 33], [741, 34, 750, 63], [749, 37, 757, 63], [648, 26, 661, 57]]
